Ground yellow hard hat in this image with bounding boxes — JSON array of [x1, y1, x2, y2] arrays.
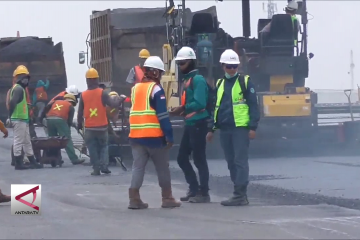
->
[[139, 49, 150, 59], [109, 91, 119, 97], [14, 65, 29, 76], [85, 68, 99, 79], [64, 94, 76, 103]]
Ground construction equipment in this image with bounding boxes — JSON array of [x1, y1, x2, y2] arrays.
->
[[0, 33, 67, 122]]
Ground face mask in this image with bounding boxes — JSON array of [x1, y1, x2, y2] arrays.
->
[[20, 78, 29, 86], [225, 72, 236, 79]]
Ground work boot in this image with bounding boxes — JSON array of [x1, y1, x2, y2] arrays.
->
[[161, 188, 181, 208], [221, 185, 249, 206], [100, 167, 111, 174], [0, 189, 11, 203], [27, 156, 43, 169], [14, 156, 29, 170], [180, 189, 197, 202], [91, 169, 101, 176], [128, 188, 148, 209], [189, 190, 211, 203], [72, 158, 85, 165]]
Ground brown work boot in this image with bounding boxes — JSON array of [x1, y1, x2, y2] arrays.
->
[[128, 188, 148, 209], [0, 189, 11, 203], [161, 188, 181, 208]]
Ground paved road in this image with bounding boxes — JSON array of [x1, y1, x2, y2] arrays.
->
[[1, 128, 360, 239]]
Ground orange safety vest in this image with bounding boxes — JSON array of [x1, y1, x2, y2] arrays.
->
[[46, 100, 71, 120], [81, 88, 108, 128], [35, 86, 48, 101], [180, 78, 204, 119], [134, 65, 144, 84], [129, 82, 164, 138], [51, 91, 66, 102]]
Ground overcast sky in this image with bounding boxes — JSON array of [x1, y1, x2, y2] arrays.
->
[[0, 1, 358, 91]]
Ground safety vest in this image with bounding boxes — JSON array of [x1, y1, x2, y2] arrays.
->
[[134, 65, 144, 84], [129, 82, 164, 138], [35, 86, 48, 101], [81, 88, 108, 128], [51, 91, 66, 102], [214, 76, 250, 128], [10, 84, 28, 120], [7, 86, 31, 110], [46, 100, 71, 120], [180, 77, 205, 119]]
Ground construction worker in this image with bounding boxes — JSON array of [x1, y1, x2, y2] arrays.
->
[[169, 46, 211, 203], [8, 65, 42, 170], [126, 49, 150, 85], [77, 68, 121, 175], [45, 94, 85, 165], [206, 49, 260, 206], [128, 56, 180, 209], [32, 79, 50, 124]]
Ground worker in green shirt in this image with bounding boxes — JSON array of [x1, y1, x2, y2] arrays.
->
[[8, 65, 42, 170]]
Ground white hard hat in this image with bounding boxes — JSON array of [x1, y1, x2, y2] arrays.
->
[[219, 49, 240, 64], [65, 85, 79, 95], [174, 46, 196, 61], [143, 56, 165, 71], [286, 1, 298, 10]]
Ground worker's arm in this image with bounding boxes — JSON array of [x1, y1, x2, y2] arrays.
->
[[44, 79, 50, 90], [67, 105, 75, 127], [185, 75, 208, 112], [208, 86, 218, 132], [245, 80, 260, 131], [152, 86, 173, 143], [107, 117, 115, 135], [40, 102, 53, 122], [9, 86, 24, 118], [77, 95, 84, 129], [126, 67, 136, 84]]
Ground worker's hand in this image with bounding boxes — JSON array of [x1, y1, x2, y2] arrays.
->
[[77, 124, 83, 134], [206, 132, 214, 142], [249, 130, 256, 140], [6, 118, 11, 127], [1, 129, 8, 138], [165, 139, 173, 149], [169, 106, 185, 116]]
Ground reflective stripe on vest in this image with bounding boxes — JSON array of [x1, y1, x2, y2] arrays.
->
[[129, 82, 164, 138], [213, 76, 250, 127], [291, 15, 298, 45], [82, 88, 108, 128], [46, 100, 71, 120], [35, 86, 48, 101], [10, 84, 28, 120], [134, 65, 144, 84]]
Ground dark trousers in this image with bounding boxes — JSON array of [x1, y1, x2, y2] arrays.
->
[[84, 130, 109, 170], [177, 120, 209, 194], [219, 127, 249, 189]]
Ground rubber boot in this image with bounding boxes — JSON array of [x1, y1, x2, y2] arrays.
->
[[128, 188, 148, 209], [0, 189, 11, 203], [161, 188, 181, 208], [27, 156, 43, 169], [221, 185, 249, 206], [14, 156, 29, 170]]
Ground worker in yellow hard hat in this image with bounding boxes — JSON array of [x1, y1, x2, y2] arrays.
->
[[77, 68, 124, 175], [45, 94, 85, 165], [9, 65, 42, 170], [126, 49, 150, 85]]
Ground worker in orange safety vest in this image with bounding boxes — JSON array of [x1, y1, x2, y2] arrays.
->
[[77, 68, 122, 176], [125, 49, 150, 85]]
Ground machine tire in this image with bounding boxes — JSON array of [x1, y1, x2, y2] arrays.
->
[[51, 161, 57, 168]]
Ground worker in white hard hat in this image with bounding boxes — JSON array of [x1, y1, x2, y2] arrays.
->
[[170, 46, 211, 204], [206, 49, 260, 207], [260, 0, 300, 42], [128, 56, 180, 210]]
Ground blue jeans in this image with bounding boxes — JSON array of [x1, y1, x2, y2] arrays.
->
[[84, 130, 109, 170]]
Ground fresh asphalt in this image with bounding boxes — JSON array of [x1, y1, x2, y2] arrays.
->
[[1, 128, 360, 239]]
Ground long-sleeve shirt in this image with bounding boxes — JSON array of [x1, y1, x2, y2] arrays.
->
[[209, 74, 260, 131], [129, 84, 173, 148]]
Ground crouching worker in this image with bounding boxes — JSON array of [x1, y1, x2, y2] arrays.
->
[[9, 65, 42, 170], [45, 94, 85, 165], [77, 68, 121, 175], [128, 56, 181, 209]]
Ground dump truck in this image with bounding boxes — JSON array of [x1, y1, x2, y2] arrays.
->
[[0, 34, 67, 121]]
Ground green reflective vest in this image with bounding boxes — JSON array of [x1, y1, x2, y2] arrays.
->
[[10, 84, 28, 121], [214, 76, 250, 128]]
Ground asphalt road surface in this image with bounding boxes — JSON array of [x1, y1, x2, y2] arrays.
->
[[1, 128, 360, 239]]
